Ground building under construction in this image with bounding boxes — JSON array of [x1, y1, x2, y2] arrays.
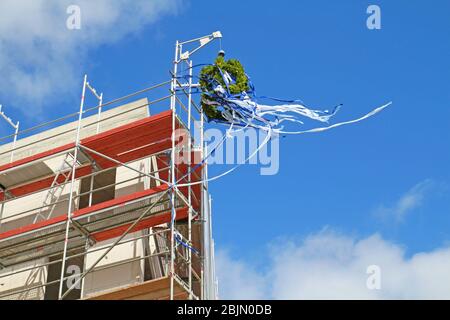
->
[[0, 32, 220, 300]]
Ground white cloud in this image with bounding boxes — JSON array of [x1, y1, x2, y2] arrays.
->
[[0, 0, 180, 115], [216, 230, 450, 299], [374, 179, 433, 222], [215, 250, 268, 300]]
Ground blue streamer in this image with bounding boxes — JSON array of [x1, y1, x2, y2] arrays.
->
[[175, 233, 199, 254]]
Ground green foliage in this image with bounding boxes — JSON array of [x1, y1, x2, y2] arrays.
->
[[202, 102, 225, 120], [200, 55, 249, 120]]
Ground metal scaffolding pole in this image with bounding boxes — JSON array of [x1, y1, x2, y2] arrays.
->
[[0, 105, 20, 163], [167, 31, 222, 299], [203, 144, 210, 299], [58, 74, 88, 299], [169, 39, 179, 300], [174, 31, 222, 300], [57, 74, 102, 299], [96, 93, 103, 134], [187, 59, 193, 300]]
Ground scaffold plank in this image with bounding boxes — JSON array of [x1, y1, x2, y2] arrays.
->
[[86, 276, 188, 300]]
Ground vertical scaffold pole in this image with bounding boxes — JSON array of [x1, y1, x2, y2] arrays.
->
[[169, 41, 179, 300], [202, 143, 210, 299], [0, 105, 20, 163], [187, 59, 193, 299], [0, 105, 19, 226], [96, 92, 103, 134], [10, 121, 19, 163], [208, 193, 215, 298], [169, 31, 222, 300], [58, 74, 87, 300], [200, 77, 207, 300]]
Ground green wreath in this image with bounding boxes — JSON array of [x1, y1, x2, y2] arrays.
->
[[199, 55, 249, 120]]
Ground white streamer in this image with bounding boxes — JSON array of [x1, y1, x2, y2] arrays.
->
[[152, 100, 392, 189]]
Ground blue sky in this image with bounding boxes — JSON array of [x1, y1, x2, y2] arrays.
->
[[1, 1, 450, 298]]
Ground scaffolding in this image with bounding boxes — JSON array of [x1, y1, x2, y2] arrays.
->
[[0, 32, 221, 300]]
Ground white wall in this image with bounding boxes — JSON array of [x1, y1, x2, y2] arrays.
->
[[82, 231, 145, 298]]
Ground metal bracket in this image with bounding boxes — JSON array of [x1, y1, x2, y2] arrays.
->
[[71, 219, 96, 247], [78, 146, 101, 171], [0, 183, 14, 200], [178, 31, 222, 61]]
